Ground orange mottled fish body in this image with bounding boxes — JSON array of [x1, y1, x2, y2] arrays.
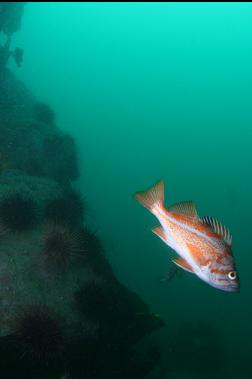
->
[[134, 180, 239, 292]]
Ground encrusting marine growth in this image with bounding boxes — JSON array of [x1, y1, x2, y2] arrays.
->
[[0, 3, 164, 379]]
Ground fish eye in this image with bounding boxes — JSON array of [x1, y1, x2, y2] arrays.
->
[[228, 271, 237, 280]]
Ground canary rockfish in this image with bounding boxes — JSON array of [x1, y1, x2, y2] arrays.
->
[[134, 180, 239, 292]]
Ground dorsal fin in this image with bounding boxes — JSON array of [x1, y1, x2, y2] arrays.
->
[[172, 257, 194, 273], [200, 216, 232, 246], [152, 226, 167, 243], [169, 201, 198, 218]]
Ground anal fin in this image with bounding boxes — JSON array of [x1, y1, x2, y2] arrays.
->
[[172, 257, 194, 273]]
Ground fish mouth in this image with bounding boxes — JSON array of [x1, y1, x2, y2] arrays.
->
[[212, 282, 240, 293], [221, 286, 239, 293], [208, 272, 240, 292]]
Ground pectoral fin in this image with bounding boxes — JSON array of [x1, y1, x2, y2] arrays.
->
[[172, 257, 194, 273], [152, 226, 167, 243]]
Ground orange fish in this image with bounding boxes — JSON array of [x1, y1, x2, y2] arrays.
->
[[134, 180, 239, 292]]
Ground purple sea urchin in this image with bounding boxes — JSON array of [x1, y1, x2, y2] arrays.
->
[[41, 224, 83, 270], [12, 304, 65, 365]]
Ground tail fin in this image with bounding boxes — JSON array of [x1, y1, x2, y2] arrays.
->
[[134, 180, 164, 212]]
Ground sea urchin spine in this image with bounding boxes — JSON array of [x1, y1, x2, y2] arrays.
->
[[41, 224, 83, 271], [11, 304, 65, 366]]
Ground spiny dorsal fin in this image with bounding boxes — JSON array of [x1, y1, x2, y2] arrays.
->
[[134, 180, 164, 212], [169, 201, 198, 218], [172, 257, 194, 273], [200, 216, 232, 246], [152, 226, 167, 243]]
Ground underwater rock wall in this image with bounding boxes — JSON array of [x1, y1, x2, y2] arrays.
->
[[0, 3, 163, 379]]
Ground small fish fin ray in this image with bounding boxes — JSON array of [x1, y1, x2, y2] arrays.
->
[[200, 216, 232, 246], [172, 257, 194, 273], [134, 180, 164, 212], [152, 226, 166, 242], [169, 201, 198, 218]]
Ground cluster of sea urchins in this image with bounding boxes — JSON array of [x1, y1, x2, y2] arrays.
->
[[0, 154, 164, 379], [0, 4, 164, 377]]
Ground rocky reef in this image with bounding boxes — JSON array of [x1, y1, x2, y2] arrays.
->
[[0, 3, 163, 379]]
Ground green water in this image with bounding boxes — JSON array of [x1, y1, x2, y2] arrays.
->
[[11, 2, 252, 377]]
